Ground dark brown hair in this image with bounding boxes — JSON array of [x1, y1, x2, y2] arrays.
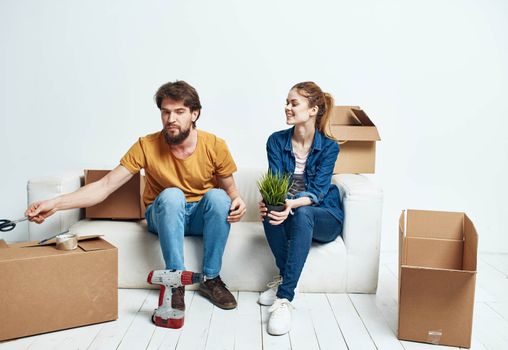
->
[[154, 80, 202, 127], [291, 81, 335, 139]]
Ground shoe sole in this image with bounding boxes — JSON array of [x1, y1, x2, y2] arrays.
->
[[198, 288, 237, 310], [268, 328, 290, 336], [258, 299, 274, 306]]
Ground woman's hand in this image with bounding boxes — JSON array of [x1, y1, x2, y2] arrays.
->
[[264, 200, 294, 226], [259, 200, 268, 221]]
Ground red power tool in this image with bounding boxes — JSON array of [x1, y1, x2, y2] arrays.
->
[[147, 269, 204, 329]]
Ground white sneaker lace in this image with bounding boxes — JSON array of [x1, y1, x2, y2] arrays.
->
[[266, 275, 283, 289], [268, 298, 295, 315]]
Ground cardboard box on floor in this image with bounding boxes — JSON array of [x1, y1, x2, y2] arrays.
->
[[0, 236, 118, 341], [327, 106, 380, 174], [85, 169, 145, 219], [398, 209, 478, 348]]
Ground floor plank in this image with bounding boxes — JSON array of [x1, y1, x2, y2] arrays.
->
[[233, 292, 262, 350], [373, 265, 399, 333], [349, 294, 406, 350], [470, 303, 508, 350], [305, 293, 348, 350], [466, 332, 490, 350], [289, 294, 320, 350], [327, 293, 377, 350], [481, 254, 508, 277], [487, 301, 508, 323], [477, 260, 508, 303], [89, 288, 150, 350], [0, 337, 34, 350], [204, 291, 238, 350], [50, 323, 104, 350], [116, 289, 158, 349], [175, 293, 214, 350]]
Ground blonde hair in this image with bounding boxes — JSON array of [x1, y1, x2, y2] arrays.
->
[[291, 81, 335, 139]]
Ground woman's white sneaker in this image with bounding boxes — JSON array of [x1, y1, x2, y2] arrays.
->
[[267, 298, 294, 335], [258, 275, 282, 306]]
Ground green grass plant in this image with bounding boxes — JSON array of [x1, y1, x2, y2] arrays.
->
[[257, 171, 292, 206]]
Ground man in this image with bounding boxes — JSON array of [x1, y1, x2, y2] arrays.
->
[[26, 80, 246, 311]]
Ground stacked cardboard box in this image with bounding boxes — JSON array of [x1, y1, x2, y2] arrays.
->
[[327, 106, 381, 174], [85, 169, 145, 219], [0, 236, 118, 341], [398, 209, 478, 348]]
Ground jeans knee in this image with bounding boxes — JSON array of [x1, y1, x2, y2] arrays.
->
[[156, 188, 186, 210], [202, 188, 231, 214], [293, 206, 314, 223]]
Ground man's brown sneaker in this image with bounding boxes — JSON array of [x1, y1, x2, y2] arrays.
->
[[171, 286, 185, 311], [199, 276, 237, 309]]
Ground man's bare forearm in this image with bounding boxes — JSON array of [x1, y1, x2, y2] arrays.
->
[[217, 175, 241, 200], [51, 180, 111, 210]]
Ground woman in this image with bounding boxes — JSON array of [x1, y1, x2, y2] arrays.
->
[[259, 81, 344, 335]]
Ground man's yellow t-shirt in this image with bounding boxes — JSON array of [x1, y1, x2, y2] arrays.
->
[[120, 130, 237, 205]]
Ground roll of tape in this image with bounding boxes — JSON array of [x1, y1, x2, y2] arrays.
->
[[55, 233, 78, 251]]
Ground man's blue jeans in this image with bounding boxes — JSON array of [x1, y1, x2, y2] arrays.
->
[[263, 206, 343, 301], [145, 188, 232, 279]]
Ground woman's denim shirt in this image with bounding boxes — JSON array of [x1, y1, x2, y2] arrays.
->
[[266, 127, 344, 224]]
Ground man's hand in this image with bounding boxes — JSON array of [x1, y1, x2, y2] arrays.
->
[[25, 199, 59, 224], [217, 175, 246, 223], [228, 196, 246, 223]]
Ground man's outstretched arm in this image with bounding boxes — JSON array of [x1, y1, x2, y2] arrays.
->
[[25, 165, 134, 224]]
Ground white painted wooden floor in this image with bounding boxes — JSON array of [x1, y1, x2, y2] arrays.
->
[[2, 253, 508, 350]]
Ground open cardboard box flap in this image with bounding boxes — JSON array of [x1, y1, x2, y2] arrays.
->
[[329, 106, 381, 141], [406, 209, 464, 240], [401, 209, 477, 271], [22, 234, 104, 248], [0, 235, 110, 261]]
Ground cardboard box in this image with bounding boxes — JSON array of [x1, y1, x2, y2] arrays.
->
[[0, 235, 118, 341], [327, 106, 380, 174], [85, 169, 145, 219], [398, 209, 478, 348]]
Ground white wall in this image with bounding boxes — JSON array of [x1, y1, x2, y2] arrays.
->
[[1, 0, 507, 252]]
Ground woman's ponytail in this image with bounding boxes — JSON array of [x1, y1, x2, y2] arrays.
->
[[318, 92, 335, 139]]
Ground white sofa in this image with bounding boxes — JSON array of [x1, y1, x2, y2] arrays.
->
[[27, 168, 383, 293]]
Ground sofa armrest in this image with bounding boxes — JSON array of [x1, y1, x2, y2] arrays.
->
[[27, 172, 84, 242], [332, 174, 383, 292]]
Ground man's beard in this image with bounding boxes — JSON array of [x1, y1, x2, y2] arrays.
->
[[163, 125, 191, 145]]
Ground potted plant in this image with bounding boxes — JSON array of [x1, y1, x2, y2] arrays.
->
[[257, 171, 292, 221]]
